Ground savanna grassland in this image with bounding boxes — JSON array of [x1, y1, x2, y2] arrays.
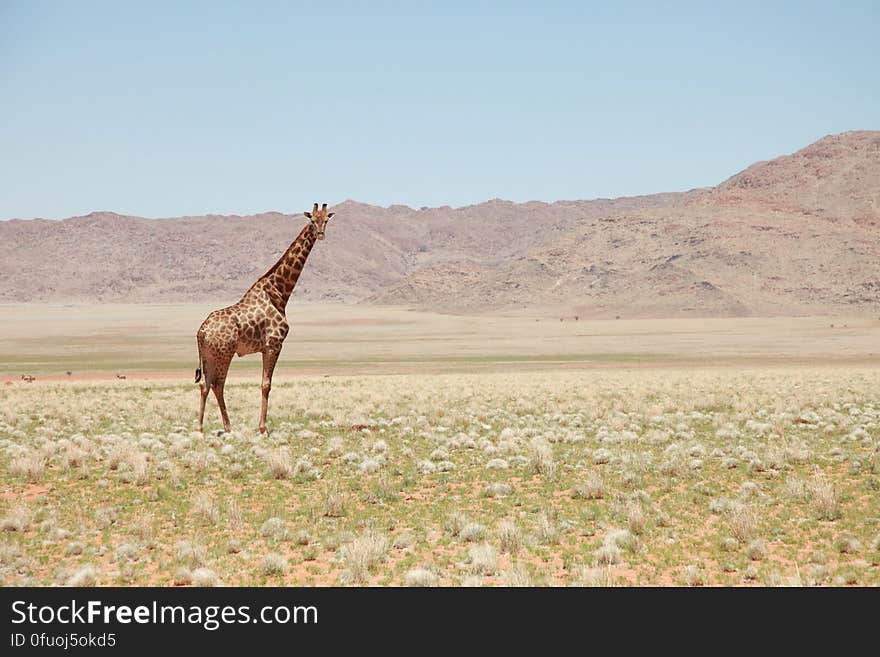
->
[[1, 304, 879, 586]]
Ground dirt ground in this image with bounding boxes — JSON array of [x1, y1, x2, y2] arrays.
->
[[1, 303, 877, 378]]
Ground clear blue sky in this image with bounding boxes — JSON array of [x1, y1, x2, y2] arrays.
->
[[1, 1, 878, 219]]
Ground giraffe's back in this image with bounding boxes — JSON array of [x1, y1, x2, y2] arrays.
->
[[197, 306, 240, 360], [198, 284, 290, 360]]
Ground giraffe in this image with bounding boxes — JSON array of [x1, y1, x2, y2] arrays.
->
[[195, 202, 335, 433]]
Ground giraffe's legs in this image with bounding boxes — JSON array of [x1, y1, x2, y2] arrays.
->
[[209, 354, 233, 433], [197, 382, 209, 432], [259, 344, 282, 434], [213, 381, 231, 432]]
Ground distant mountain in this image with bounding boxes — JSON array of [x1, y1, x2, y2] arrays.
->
[[1, 131, 878, 317], [0, 194, 687, 306], [697, 130, 880, 221]]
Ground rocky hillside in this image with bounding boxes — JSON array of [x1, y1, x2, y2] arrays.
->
[[1, 131, 877, 317], [369, 131, 880, 316], [0, 195, 685, 305], [696, 130, 880, 222]]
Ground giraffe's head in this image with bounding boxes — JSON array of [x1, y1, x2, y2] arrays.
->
[[303, 202, 335, 241]]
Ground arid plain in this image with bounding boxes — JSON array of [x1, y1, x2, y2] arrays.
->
[[2, 131, 879, 586], [1, 303, 878, 586]]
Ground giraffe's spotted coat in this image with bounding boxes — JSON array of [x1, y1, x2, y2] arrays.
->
[[196, 203, 335, 433]]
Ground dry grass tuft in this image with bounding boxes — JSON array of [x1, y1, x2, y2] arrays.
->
[[191, 492, 220, 525], [10, 450, 48, 482], [174, 540, 207, 569], [529, 438, 558, 480], [261, 553, 289, 576], [808, 475, 840, 520], [574, 470, 605, 500], [192, 567, 221, 587], [537, 511, 559, 545], [498, 519, 523, 555], [625, 500, 646, 535], [746, 539, 767, 561], [682, 565, 704, 586], [459, 522, 486, 542], [500, 563, 533, 586], [573, 566, 616, 587], [726, 503, 758, 543], [340, 529, 388, 584], [172, 567, 193, 586], [265, 448, 293, 479], [260, 517, 290, 542], [322, 486, 347, 518], [1, 507, 31, 533], [404, 567, 438, 587], [467, 543, 498, 576], [444, 511, 470, 537], [66, 565, 98, 587]]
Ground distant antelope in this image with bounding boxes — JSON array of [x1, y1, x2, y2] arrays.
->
[[66, 370, 72, 377], [116, 373, 127, 380], [21, 374, 35, 383]]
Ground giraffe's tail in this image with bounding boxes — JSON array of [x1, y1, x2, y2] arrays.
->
[[195, 334, 204, 383]]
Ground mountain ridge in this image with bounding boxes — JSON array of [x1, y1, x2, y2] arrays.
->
[[1, 131, 877, 317]]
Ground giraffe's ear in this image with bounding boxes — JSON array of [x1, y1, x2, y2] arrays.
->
[[303, 212, 312, 219], [327, 212, 335, 220]]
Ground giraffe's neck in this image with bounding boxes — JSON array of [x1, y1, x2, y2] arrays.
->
[[260, 222, 318, 309]]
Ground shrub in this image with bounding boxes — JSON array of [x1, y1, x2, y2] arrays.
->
[[0, 507, 31, 533], [529, 439, 557, 480], [746, 539, 767, 561], [808, 475, 840, 520], [266, 448, 292, 479], [174, 541, 206, 569], [191, 492, 220, 525], [682, 565, 704, 586], [467, 543, 498, 576], [573, 470, 605, 500], [192, 568, 221, 587], [625, 501, 646, 535], [260, 517, 290, 542], [500, 563, 532, 587], [726, 503, 758, 543], [459, 523, 486, 543], [835, 535, 861, 554], [322, 487, 346, 518], [444, 511, 469, 537], [9, 451, 46, 483], [66, 565, 98, 587], [172, 567, 193, 586], [481, 482, 512, 498], [340, 529, 388, 584], [404, 567, 438, 587], [498, 520, 523, 555], [595, 543, 621, 565], [537, 511, 559, 545], [261, 553, 288, 576]]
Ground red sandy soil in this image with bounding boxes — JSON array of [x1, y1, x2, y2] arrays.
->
[[0, 483, 52, 501]]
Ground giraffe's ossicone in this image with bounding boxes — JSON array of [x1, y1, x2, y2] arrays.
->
[[195, 202, 335, 433]]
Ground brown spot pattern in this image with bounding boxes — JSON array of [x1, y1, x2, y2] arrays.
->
[[195, 203, 333, 433]]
